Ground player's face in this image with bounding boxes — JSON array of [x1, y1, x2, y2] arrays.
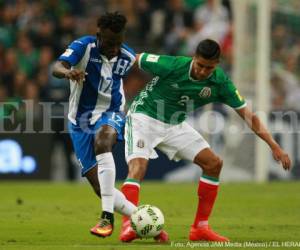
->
[[98, 28, 124, 59], [192, 56, 219, 80]]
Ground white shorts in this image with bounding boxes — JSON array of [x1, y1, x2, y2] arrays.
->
[[125, 113, 210, 163]]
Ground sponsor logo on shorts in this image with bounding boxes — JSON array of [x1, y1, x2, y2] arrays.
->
[[199, 87, 211, 98], [137, 139, 145, 148]]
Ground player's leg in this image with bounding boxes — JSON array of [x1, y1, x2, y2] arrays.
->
[[85, 167, 137, 237], [68, 121, 131, 236], [119, 157, 149, 242], [120, 158, 169, 243], [120, 113, 170, 242], [122, 114, 151, 218], [88, 124, 139, 237], [188, 148, 228, 241], [68, 121, 114, 236], [161, 122, 228, 241], [91, 111, 127, 237], [85, 166, 137, 215], [122, 157, 148, 209], [93, 124, 118, 234]]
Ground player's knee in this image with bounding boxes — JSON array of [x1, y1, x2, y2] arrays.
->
[[94, 138, 113, 154], [209, 157, 223, 175], [201, 156, 223, 175], [94, 126, 117, 154]]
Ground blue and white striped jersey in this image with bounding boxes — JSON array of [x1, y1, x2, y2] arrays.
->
[[59, 36, 136, 125]]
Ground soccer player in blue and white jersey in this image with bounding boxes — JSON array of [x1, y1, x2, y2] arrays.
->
[[52, 12, 137, 238]]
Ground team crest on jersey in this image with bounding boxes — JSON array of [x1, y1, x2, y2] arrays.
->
[[137, 139, 145, 148], [199, 87, 212, 98]]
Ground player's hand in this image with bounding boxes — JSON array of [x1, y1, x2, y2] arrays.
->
[[272, 146, 291, 170], [65, 69, 87, 82]]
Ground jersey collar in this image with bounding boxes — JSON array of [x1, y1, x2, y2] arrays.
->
[[100, 54, 118, 63]]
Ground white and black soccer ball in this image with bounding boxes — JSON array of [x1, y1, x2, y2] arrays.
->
[[130, 204, 165, 238]]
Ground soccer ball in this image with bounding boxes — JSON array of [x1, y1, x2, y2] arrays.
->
[[130, 204, 165, 238]]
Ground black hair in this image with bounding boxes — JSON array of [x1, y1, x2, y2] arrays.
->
[[97, 12, 127, 33], [196, 39, 221, 60]]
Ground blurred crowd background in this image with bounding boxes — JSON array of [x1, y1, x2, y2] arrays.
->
[[2, 0, 300, 117], [1, 0, 300, 181], [0, 0, 235, 111]]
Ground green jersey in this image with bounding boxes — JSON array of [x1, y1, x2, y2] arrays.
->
[[130, 53, 246, 124]]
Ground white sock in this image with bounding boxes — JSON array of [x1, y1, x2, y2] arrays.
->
[[114, 188, 137, 217], [96, 152, 115, 213]]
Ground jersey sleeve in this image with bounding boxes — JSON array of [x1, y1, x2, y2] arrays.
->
[[221, 77, 247, 109], [58, 38, 87, 66], [138, 53, 176, 77], [121, 44, 136, 76]]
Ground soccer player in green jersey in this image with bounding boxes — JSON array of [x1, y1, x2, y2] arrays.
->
[[119, 39, 292, 242]]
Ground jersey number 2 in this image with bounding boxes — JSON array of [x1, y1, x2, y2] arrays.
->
[[178, 95, 190, 106]]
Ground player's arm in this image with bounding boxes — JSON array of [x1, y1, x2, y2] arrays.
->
[[52, 60, 85, 82], [136, 53, 175, 77], [220, 73, 291, 170], [135, 54, 141, 63], [52, 37, 88, 82], [235, 106, 291, 170], [127, 54, 141, 71]]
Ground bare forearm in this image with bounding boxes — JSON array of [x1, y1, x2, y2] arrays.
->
[[237, 107, 291, 170], [52, 61, 70, 79], [247, 114, 279, 150]]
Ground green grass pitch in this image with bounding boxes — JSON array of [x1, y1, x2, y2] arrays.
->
[[0, 181, 299, 250]]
